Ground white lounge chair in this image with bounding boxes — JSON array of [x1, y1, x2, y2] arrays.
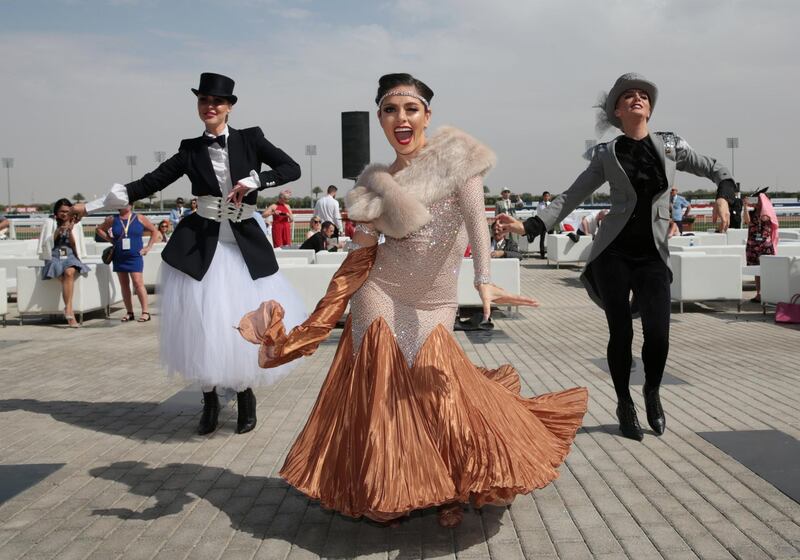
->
[[669, 253, 742, 313], [546, 234, 592, 268], [759, 256, 800, 311]]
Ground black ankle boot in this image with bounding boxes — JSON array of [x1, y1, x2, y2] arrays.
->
[[643, 384, 666, 435], [198, 388, 220, 435], [236, 388, 257, 434], [616, 402, 644, 441]]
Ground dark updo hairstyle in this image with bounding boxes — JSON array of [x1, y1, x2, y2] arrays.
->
[[375, 73, 434, 107], [53, 198, 72, 226], [52, 198, 73, 218]]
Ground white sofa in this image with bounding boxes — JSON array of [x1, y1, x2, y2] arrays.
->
[[276, 257, 313, 266], [777, 243, 800, 257], [546, 234, 593, 268], [457, 258, 521, 309], [276, 257, 522, 316], [16, 263, 119, 324], [780, 230, 800, 241], [1, 256, 42, 291], [278, 263, 340, 314], [669, 253, 742, 312], [140, 249, 163, 290], [692, 232, 728, 245], [725, 229, 748, 245], [0, 268, 6, 326], [274, 249, 317, 263], [671, 244, 754, 281], [759, 256, 800, 308], [83, 240, 102, 257], [670, 244, 744, 259], [314, 251, 348, 265], [0, 239, 39, 257], [668, 233, 729, 248]]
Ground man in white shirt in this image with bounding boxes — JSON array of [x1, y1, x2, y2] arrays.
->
[[314, 185, 342, 236], [533, 191, 553, 258], [494, 188, 524, 217], [567, 210, 608, 242]]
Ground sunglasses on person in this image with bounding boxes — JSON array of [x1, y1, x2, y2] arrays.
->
[[311, 220, 321, 224]]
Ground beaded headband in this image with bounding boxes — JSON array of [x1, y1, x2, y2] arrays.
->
[[377, 90, 430, 109]]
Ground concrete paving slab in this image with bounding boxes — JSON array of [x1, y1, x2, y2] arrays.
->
[[0, 262, 798, 559]]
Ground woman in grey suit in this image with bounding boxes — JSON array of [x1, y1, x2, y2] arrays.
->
[[499, 73, 736, 441]]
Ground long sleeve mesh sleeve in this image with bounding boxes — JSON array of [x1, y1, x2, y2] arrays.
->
[[458, 175, 491, 285]]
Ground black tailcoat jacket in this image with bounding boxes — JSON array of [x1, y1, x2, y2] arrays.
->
[[124, 126, 300, 281]]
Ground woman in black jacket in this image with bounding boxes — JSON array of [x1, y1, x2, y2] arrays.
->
[[500, 73, 736, 441], [74, 73, 306, 436]]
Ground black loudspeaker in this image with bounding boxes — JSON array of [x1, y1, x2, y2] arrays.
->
[[341, 111, 370, 180]]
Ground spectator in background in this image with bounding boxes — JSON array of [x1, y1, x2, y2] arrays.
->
[[300, 220, 335, 252], [667, 219, 679, 238], [495, 188, 523, 217], [490, 220, 521, 259], [266, 189, 293, 248], [567, 210, 608, 242], [314, 185, 343, 236], [670, 187, 691, 233], [746, 188, 779, 303], [96, 205, 159, 322], [534, 191, 554, 258], [306, 215, 322, 239], [729, 184, 744, 229], [38, 199, 89, 328], [342, 211, 356, 238], [189, 198, 198, 214], [169, 197, 188, 227], [157, 219, 171, 242], [0, 213, 9, 238], [742, 194, 751, 227]]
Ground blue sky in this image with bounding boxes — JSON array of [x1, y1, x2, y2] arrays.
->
[[1, 0, 799, 204]]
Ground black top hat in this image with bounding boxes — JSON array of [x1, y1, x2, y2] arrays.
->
[[191, 72, 237, 104]]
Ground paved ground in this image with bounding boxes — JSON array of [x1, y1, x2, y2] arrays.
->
[[1, 259, 799, 560]]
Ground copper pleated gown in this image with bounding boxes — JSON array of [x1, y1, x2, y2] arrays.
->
[[240, 158, 588, 523]]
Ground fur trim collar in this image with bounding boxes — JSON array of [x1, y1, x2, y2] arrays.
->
[[346, 126, 496, 239]]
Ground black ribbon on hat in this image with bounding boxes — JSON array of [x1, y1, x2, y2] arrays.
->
[[204, 135, 226, 148]]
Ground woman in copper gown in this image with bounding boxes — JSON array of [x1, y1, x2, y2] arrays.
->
[[239, 73, 588, 527]]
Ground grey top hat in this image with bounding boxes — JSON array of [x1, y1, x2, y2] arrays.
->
[[604, 73, 658, 130]]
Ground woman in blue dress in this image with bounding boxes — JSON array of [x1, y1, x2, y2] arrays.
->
[[96, 205, 159, 322], [39, 198, 90, 327]]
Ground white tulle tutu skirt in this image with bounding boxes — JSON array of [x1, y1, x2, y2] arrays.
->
[[158, 241, 306, 389]]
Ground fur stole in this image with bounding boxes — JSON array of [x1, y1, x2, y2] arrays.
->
[[345, 126, 496, 239]]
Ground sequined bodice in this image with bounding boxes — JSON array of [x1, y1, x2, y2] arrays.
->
[[350, 175, 490, 366], [370, 195, 466, 309]]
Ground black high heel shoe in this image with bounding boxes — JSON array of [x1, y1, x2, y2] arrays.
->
[[643, 384, 666, 435], [236, 388, 257, 434], [198, 388, 220, 435], [616, 402, 644, 441]]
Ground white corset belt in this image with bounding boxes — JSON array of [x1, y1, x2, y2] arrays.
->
[[196, 196, 258, 223]]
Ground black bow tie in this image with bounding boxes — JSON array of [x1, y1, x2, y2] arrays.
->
[[204, 134, 226, 148]]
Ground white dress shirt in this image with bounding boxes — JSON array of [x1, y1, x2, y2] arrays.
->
[[314, 194, 342, 231], [86, 127, 261, 241]]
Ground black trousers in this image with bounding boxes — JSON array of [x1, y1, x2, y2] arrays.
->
[[534, 229, 555, 257], [591, 249, 671, 404]]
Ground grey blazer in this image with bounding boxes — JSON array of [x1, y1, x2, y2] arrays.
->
[[535, 132, 734, 308]]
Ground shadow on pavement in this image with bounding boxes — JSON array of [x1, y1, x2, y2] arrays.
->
[[0, 398, 204, 442], [89, 461, 503, 555]]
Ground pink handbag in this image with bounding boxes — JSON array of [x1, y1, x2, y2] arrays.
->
[[775, 294, 800, 324]]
